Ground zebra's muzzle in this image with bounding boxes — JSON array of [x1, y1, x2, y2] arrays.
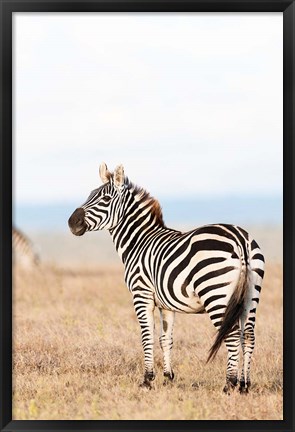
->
[[68, 207, 87, 236]]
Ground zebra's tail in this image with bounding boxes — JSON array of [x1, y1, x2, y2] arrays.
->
[[207, 256, 248, 363]]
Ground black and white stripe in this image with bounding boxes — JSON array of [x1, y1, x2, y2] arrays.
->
[[12, 227, 39, 269], [69, 163, 265, 392]]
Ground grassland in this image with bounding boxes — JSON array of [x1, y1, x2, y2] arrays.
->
[[12, 261, 283, 420]]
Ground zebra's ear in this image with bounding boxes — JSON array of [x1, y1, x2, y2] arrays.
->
[[113, 164, 125, 189], [99, 162, 111, 184]]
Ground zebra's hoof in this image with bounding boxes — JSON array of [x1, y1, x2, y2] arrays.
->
[[163, 371, 174, 386], [223, 384, 234, 394], [144, 371, 155, 381], [223, 377, 238, 394], [139, 371, 155, 390], [239, 386, 249, 394], [139, 380, 153, 390], [239, 380, 251, 394]]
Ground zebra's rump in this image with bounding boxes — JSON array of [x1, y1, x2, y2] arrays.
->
[[153, 224, 248, 314]]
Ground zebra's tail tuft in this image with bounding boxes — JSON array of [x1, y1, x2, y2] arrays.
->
[[206, 261, 248, 363]]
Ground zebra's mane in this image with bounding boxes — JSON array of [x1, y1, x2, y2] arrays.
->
[[125, 178, 165, 226]]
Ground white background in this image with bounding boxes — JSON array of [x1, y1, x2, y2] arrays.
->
[[14, 13, 283, 204]]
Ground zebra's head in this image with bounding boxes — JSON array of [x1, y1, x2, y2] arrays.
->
[[68, 163, 127, 236]]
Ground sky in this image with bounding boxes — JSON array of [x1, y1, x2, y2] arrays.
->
[[13, 12, 283, 205]]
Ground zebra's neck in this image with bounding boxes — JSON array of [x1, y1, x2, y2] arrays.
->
[[109, 189, 176, 264]]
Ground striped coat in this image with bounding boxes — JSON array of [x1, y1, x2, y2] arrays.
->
[[12, 227, 39, 269], [69, 163, 264, 393]]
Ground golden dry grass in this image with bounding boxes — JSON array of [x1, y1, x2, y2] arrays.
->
[[12, 261, 282, 420]]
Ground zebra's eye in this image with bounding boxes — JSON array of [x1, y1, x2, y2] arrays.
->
[[101, 195, 112, 203]]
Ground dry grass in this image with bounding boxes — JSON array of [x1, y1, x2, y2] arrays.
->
[[12, 261, 283, 420]]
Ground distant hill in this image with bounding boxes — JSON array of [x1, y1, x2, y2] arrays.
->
[[13, 196, 282, 265], [14, 195, 282, 232]]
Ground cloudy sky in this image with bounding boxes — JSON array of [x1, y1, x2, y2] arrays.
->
[[13, 12, 283, 205]]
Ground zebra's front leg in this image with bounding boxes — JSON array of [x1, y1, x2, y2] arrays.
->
[[159, 309, 175, 385], [133, 294, 155, 389]]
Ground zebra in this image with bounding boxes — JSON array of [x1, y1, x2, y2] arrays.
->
[[12, 227, 40, 269], [68, 163, 265, 393]]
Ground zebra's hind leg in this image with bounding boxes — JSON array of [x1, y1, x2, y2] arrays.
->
[[239, 236, 265, 393], [223, 324, 241, 394], [239, 295, 259, 393], [239, 266, 263, 393], [159, 309, 175, 385], [239, 319, 255, 394]]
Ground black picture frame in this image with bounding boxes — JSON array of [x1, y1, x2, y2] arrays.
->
[[0, 1, 294, 431]]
